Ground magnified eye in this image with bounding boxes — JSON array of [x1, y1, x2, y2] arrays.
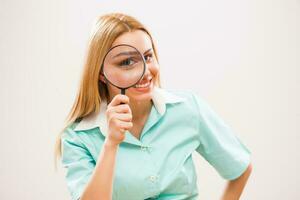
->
[[119, 58, 136, 67]]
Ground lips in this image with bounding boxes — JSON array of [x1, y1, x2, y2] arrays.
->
[[134, 77, 152, 88]]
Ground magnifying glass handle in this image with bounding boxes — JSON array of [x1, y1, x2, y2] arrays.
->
[[121, 88, 125, 95], [120, 88, 125, 104]]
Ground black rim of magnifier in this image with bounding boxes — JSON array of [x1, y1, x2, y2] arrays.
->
[[100, 44, 146, 95]]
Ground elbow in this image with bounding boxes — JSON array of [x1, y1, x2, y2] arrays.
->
[[239, 162, 253, 181], [230, 162, 253, 182], [246, 162, 253, 176]]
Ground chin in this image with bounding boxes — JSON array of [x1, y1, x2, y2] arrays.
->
[[134, 93, 152, 102], [128, 84, 154, 102]]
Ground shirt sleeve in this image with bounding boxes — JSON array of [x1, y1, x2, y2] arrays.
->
[[191, 92, 251, 180], [61, 126, 96, 200]]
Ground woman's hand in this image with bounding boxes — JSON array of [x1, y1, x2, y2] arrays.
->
[[81, 95, 132, 200], [104, 94, 133, 147]]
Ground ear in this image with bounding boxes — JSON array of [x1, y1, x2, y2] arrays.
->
[[99, 74, 106, 84]]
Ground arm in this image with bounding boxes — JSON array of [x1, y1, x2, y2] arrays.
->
[[80, 140, 119, 200], [220, 163, 253, 200], [81, 94, 132, 200]]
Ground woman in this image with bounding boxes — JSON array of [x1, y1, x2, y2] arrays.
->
[[54, 13, 252, 200]]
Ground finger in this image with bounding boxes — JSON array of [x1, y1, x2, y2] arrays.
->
[[116, 120, 133, 130], [109, 94, 129, 106], [113, 113, 132, 122], [119, 128, 126, 134], [109, 104, 131, 114]]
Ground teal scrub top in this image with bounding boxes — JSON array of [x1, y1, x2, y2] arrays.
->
[[61, 86, 251, 200]]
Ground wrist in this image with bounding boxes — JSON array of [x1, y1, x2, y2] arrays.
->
[[104, 138, 120, 149]]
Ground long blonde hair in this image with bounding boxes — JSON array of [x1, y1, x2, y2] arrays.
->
[[54, 13, 161, 169]]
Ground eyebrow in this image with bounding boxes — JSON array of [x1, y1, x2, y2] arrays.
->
[[112, 51, 139, 58], [143, 48, 153, 54], [112, 48, 153, 59]]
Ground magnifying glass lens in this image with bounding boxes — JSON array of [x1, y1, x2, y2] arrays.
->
[[102, 45, 145, 89]]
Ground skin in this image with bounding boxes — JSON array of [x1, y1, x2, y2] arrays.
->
[[81, 30, 252, 200], [81, 30, 159, 200], [100, 30, 159, 142], [220, 163, 252, 200]]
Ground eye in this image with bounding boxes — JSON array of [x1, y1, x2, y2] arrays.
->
[[144, 54, 153, 62], [119, 58, 136, 67]]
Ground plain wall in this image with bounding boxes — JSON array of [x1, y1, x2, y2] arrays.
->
[[0, 0, 299, 199]]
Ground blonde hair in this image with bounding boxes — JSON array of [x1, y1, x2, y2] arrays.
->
[[54, 13, 161, 170]]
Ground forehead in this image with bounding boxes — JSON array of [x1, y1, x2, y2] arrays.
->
[[111, 30, 153, 53]]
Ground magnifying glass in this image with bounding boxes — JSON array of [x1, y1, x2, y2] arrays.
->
[[101, 44, 146, 95]]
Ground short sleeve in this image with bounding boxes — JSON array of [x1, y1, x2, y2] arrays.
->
[[61, 126, 96, 200], [192, 93, 251, 180]]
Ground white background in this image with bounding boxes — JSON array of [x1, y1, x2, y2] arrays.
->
[[0, 0, 299, 199]]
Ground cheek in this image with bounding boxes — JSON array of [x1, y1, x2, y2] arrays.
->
[[107, 84, 120, 95], [149, 62, 160, 76]]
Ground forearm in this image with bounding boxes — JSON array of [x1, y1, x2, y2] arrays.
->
[[220, 163, 252, 200], [81, 139, 119, 200]]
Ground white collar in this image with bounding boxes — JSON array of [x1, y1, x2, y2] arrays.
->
[[73, 86, 186, 135]]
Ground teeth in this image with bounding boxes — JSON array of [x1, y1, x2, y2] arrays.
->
[[135, 79, 152, 88], [135, 82, 150, 88]]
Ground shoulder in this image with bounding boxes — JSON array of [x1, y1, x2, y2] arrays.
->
[[61, 122, 81, 144], [61, 120, 92, 146], [161, 88, 216, 120], [159, 87, 194, 100], [162, 88, 201, 106], [159, 88, 204, 115]]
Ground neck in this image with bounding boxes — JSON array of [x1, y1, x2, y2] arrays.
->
[[107, 93, 152, 122], [129, 98, 152, 122]]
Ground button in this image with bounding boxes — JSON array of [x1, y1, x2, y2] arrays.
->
[[149, 175, 159, 182], [141, 146, 147, 151], [149, 175, 156, 182], [141, 146, 148, 151]]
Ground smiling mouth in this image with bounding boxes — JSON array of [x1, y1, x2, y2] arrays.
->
[[133, 77, 153, 88]]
